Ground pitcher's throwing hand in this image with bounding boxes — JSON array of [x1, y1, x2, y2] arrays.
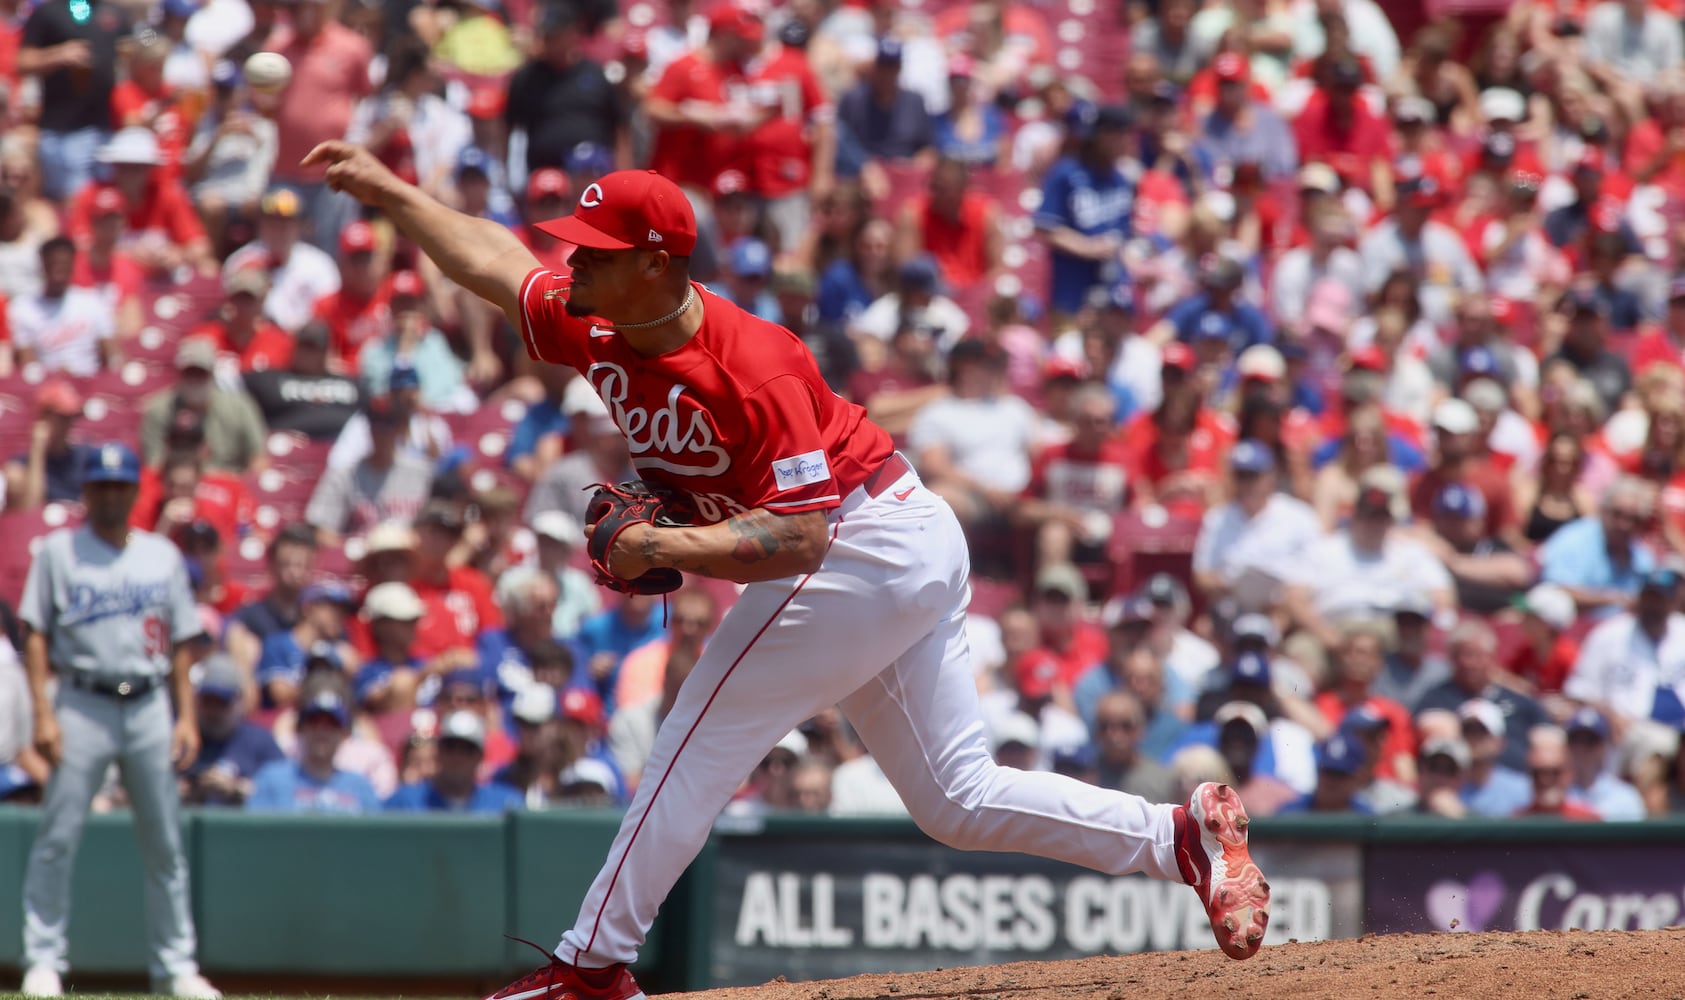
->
[[301, 141, 403, 205]]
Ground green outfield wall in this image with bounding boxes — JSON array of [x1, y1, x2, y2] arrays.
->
[[1, 809, 1681, 991]]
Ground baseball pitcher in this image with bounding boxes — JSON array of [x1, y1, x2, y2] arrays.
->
[[303, 137, 1273, 1000]]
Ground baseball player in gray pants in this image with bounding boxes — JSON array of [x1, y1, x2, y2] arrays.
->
[[17, 444, 221, 999]]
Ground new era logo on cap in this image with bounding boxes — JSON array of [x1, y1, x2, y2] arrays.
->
[[535, 170, 698, 256]]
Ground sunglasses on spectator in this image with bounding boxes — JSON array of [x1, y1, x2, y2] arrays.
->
[[1096, 718, 1139, 732]]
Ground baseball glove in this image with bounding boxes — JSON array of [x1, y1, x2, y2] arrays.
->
[[584, 481, 698, 595]]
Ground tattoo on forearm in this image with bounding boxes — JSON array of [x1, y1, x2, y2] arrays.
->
[[641, 528, 660, 569], [730, 511, 785, 563]]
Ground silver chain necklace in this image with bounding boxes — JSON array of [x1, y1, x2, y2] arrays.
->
[[604, 284, 696, 331]]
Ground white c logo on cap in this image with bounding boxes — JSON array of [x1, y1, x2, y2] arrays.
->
[[580, 183, 605, 209]]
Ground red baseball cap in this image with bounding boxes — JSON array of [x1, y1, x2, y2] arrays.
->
[[536, 169, 699, 256], [527, 167, 572, 203], [90, 185, 127, 218], [1347, 345, 1389, 372], [559, 688, 606, 728], [36, 378, 85, 417], [708, 2, 764, 43], [712, 168, 750, 198], [1161, 341, 1196, 371], [468, 84, 506, 121], [386, 270, 425, 301], [1576, 147, 1607, 173], [1213, 52, 1249, 83], [340, 220, 377, 255]]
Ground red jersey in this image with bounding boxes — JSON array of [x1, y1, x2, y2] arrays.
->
[[742, 47, 830, 198], [311, 288, 389, 373], [67, 176, 205, 251], [1023, 440, 1131, 514], [191, 318, 294, 373], [410, 565, 505, 659], [72, 251, 144, 313], [648, 52, 749, 191], [130, 468, 253, 544], [1629, 326, 1685, 377], [1623, 118, 1685, 194], [915, 191, 993, 289], [519, 272, 894, 518], [1293, 90, 1396, 194]]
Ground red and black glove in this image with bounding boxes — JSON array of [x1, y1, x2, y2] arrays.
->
[[584, 481, 698, 595]]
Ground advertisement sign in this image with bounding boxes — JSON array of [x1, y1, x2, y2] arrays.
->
[[706, 833, 1362, 987], [1366, 843, 1685, 935]]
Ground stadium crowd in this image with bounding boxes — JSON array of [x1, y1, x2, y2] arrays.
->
[[1, 0, 1685, 824]]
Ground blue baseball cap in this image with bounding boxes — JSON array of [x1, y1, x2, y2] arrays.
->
[[565, 141, 614, 179], [1340, 703, 1388, 735], [441, 668, 488, 695], [300, 581, 354, 607], [1064, 99, 1098, 137], [210, 59, 240, 90], [875, 37, 904, 65], [454, 145, 492, 178], [162, 0, 198, 18], [1316, 733, 1363, 775], [1641, 568, 1681, 593], [898, 255, 941, 292], [389, 362, 422, 392], [1052, 743, 1098, 773], [1433, 482, 1488, 520], [729, 237, 772, 278], [83, 443, 140, 485], [1458, 345, 1500, 378], [1230, 650, 1272, 687], [1566, 707, 1610, 741], [0, 762, 40, 802], [1229, 439, 1276, 475], [298, 688, 351, 727]]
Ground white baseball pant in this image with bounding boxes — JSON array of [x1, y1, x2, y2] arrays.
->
[[557, 462, 1183, 967], [22, 684, 200, 981]]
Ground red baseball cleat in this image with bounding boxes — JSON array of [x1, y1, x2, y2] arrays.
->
[[1174, 781, 1272, 960], [483, 954, 645, 1000]]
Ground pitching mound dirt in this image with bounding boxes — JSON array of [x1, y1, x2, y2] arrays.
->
[[677, 927, 1685, 1000]]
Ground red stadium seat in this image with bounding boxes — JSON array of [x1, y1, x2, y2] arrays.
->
[[0, 504, 84, 609]]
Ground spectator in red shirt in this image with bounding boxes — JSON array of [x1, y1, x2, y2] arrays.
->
[[1624, 79, 1685, 195], [311, 220, 388, 373], [1506, 583, 1582, 694], [196, 267, 294, 373], [131, 407, 254, 546], [1017, 384, 1130, 574], [69, 127, 214, 276], [896, 157, 1002, 290], [1124, 394, 1228, 520], [1293, 56, 1396, 205], [265, 0, 373, 250], [743, 17, 834, 253], [1517, 727, 1601, 819], [645, 4, 764, 197], [1314, 625, 1418, 784], [408, 501, 506, 661], [70, 185, 144, 338], [1029, 562, 1110, 690], [1409, 398, 1521, 543], [1631, 275, 1685, 377], [515, 168, 577, 275], [109, 32, 188, 179]]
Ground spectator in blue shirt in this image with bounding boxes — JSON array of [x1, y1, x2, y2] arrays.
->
[[507, 363, 573, 481], [352, 582, 427, 712], [1162, 254, 1274, 353], [574, 594, 666, 713], [3, 377, 98, 508], [1138, 81, 1215, 194], [1195, 53, 1298, 182], [835, 39, 933, 161], [247, 690, 382, 814], [1456, 701, 1533, 817], [452, 145, 518, 228], [1564, 707, 1647, 820], [1537, 476, 1657, 614], [255, 581, 356, 708], [719, 237, 783, 324], [385, 711, 524, 813], [817, 217, 894, 325], [182, 653, 283, 807], [557, 687, 628, 805], [1035, 102, 1134, 316]]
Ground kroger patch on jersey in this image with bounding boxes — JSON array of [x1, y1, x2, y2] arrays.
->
[[771, 449, 830, 491]]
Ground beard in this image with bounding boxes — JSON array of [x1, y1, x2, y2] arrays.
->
[[564, 297, 596, 318]]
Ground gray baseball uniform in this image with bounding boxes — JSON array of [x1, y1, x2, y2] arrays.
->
[[18, 526, 205, 982]]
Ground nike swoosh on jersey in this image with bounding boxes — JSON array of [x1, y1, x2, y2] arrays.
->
[[894, 487, 915, 501], [589, 326, 615, 338]]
